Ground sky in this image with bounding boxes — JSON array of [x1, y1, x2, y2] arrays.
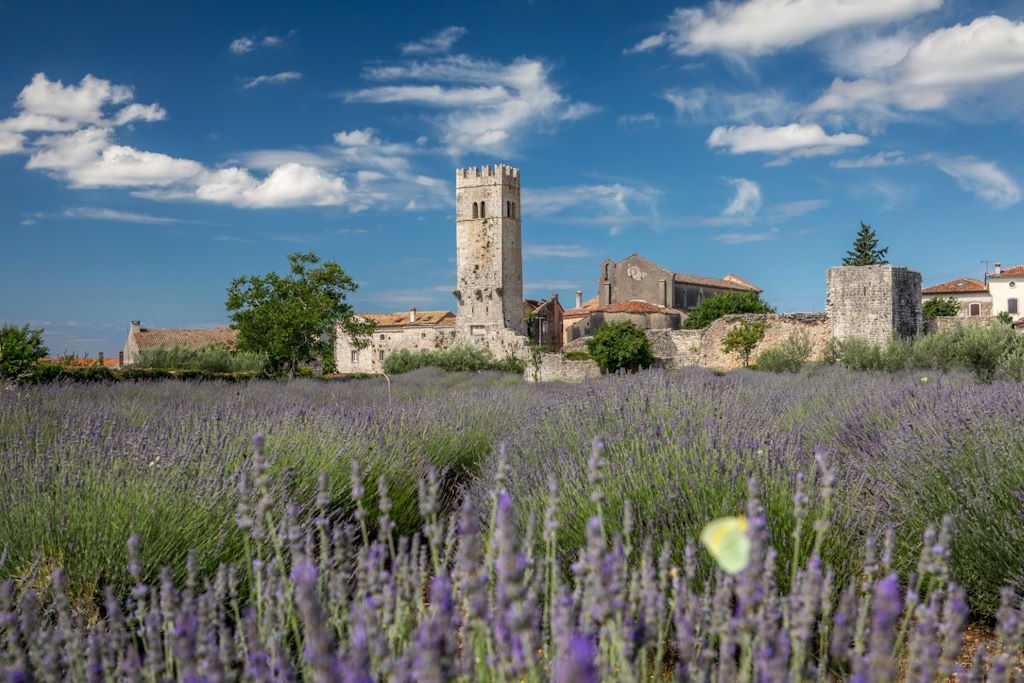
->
[[2, 0, 1023, 355]]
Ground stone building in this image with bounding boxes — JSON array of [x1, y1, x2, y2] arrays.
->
[[986, 262, 1023, 318], [598, 254, 761, 310], [921, 277, 992, 317], [121, 320, 238, 365], [334, 308, 456, 374], [825, 265, 922, 344], [524, 295, 564, 351], [562, 291, 599, 345], [565, 301, 683, 343]]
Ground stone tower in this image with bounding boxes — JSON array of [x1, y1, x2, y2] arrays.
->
[[454, 164, 525, 336], [826, 264, 923, 344]]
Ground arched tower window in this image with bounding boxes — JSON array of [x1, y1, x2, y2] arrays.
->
[[480, 201, 486, 218], [604, 263, 610, 280], [506, 201, 511, 217], [472, 202, 478, 219]]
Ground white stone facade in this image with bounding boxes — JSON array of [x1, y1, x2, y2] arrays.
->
[[334, 311, 457, 374]]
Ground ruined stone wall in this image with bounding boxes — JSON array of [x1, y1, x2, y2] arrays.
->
[[525, 353, 603, 383], [825, 265, 922, 344], [922, 315, 1000, 334], [335, 325, 457, 374], [648, 313, 829, 372], [455, 165, 524, 337]]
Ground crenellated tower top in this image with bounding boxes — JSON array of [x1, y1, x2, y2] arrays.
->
[[455, 164, 520, 187]]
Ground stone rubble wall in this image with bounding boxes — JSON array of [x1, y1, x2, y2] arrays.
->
[[525, 353, 602, 383], [923, 315, 1002, 333]]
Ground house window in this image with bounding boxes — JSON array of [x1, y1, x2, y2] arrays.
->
[[351, 350, 358, 363], [480, 201, 486, 218], [379, 334, 385, 340], [378, 349, 385, 361], [1010, 298, 1019, 314], [969, 303, 980, 316], [421, 332, 426, 338], [472, 202, 478, 219]]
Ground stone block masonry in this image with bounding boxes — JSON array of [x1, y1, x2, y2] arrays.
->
[[826, 265, 922, 344]]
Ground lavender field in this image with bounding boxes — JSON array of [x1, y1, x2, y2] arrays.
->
[[1, 367, 1023, 680]]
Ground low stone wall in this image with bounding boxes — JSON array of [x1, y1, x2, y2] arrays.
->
[[650, 312, 829, 372], [923, 315, 999, 333], [525, 353, 602, 383]]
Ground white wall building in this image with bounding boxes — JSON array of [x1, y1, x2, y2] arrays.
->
[[334, 309, 456, 374], [987, 263, 1023, 318]]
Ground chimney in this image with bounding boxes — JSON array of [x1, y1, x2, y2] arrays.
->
[[130, 320, 141, 335], [97, 352, 104, 366], [575, 290, 583, 309], [118, 351, 124, 368], [994, 262, 1002, 275], [410, 307, 416, 323]]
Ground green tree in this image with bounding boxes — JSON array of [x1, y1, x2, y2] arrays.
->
[[681, 291, 775, 330], [996, 311, 1013, 325], [842, 221, 889, 266], [722, 320, 766, 367], [586, 321, 653, 373], [226, 252, 374, 377], [0, 323, 48, 380], [922, 297, 961, 317]]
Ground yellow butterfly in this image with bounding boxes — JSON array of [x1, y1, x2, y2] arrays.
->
[[700, 516, 751, 575]]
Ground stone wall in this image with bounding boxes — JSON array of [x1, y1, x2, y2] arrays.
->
[[335, 325, 458, 374], [922, 315, 1001, 334], [825, 265, 922, 344], [525, 353, 602, 383], [598, 254, 675, 308], [649, 313, 829, 371]]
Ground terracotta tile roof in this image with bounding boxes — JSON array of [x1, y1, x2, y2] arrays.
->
[[594, 300, 679, 315], [989, 264, 1024, 278], [922, 277, 989, 295], [43, 356, 120, 367], [564, 296, 599, 318], [359, 310, 455, 328], [134, 326, 238, 351], [673, 272, 761, 293]]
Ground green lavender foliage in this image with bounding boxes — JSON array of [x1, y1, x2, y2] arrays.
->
[[134, 343, 267, 373]]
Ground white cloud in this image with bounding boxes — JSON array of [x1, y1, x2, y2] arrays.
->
[[230, 37, 254, 54], [62, 207, 183, 224], [617, 112, 659, 127], [401, 26, 467, 55], [113, 102, 168, 125], [628, 0, 941, 57], [0, 128, 24, 154], [347, 55, 596, 155], [263, 35, 282, 47], [723, 178, 762, 216], [522, 244, 600, 259], [707, 123, 868, 157], [810, 16, 1024, 121], [242, 71, 302, 89], [525, 183, 659, 218], [831, 151, 908, 168], [933, 156, 1021, 208], [826, 30, 916, 77], [663, 87, 796, 124], [714, 229, 780, 245]]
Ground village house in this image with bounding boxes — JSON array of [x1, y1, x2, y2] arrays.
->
[[921, 262, 1023, 325], [524, 295, 564, 351], [121, 320, 238, 365], [562, 291, 599, 345], [333, 308, 457, 374]]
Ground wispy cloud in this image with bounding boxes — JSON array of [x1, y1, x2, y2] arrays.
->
[[707, 123, 868, 158], [62, 207, 184, 224], [523, 244, 599, 260], [617, 112, 659, 128], [722, 178, 762, 217], [242, 71, 302, 89], [932, 155, 1021, 208], [230, 34, 285, 54], [400, 26, 467, 55], [831, 151, 908, 168], [663, 87, 796, 124], [714, 229, 781, 245], [626, 0, 941, 57]]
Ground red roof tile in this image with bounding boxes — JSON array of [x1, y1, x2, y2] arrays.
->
[[922, 277, 989, 295], [593, 300, 679, 315], [134, 327, 238, 351], [359, 311, 455, 328], [564, 296, 599, 318], [989, 264, 1024, 278], [674, 272, 761, 293]]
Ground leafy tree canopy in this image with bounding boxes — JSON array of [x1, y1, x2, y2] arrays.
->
[[996, 311, 1013, 325], [722, 320, 766, 367], [0, 323, 48, 380], [842, 221, 889, 266], [922, 297, 961, 317], [681, 291, 775, 330], [226, 252, 374, 377], [586, 321, 653, 374]]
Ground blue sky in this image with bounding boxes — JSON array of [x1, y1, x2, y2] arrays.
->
[[2, 0, 1023, 355]]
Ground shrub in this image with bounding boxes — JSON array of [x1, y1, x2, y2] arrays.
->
[[0, 323, 47, 380], [681, 291, 775, 330], [382, 345, 524, 375], [756, 330, 812, 373], [586, 321, 653, 373], [134, 344, 267, 373], [721, 320, 766, 367], [562, 350, 591, 361], [834, 336, 883, 371], [922, 296, 960, 317], [879, 336, 912, 372], [996, 311, 1014, 325]]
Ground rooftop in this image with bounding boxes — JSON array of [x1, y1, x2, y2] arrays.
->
[[989, 264, 1024, 278], [358, 310, 455, 328], [922, 277, 989, 295], [593, 300, 679, 315], [133, 326, 238, 351], [564, 296, 599, 318], [673, 271, 761, 293]]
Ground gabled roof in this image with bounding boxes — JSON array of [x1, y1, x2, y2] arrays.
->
[[594, 300, 679, 315], [673, 271, 761, 293], [358, 311, 455, 328], [564, 296, 599, 318], [989, 264, 1024, 278], [524, 297, 564, 316], [922, 277, 989, 295], [134, 326, 238, 351]]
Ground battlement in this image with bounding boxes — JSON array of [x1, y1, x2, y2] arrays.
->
[[456, 164, 520, 187]]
